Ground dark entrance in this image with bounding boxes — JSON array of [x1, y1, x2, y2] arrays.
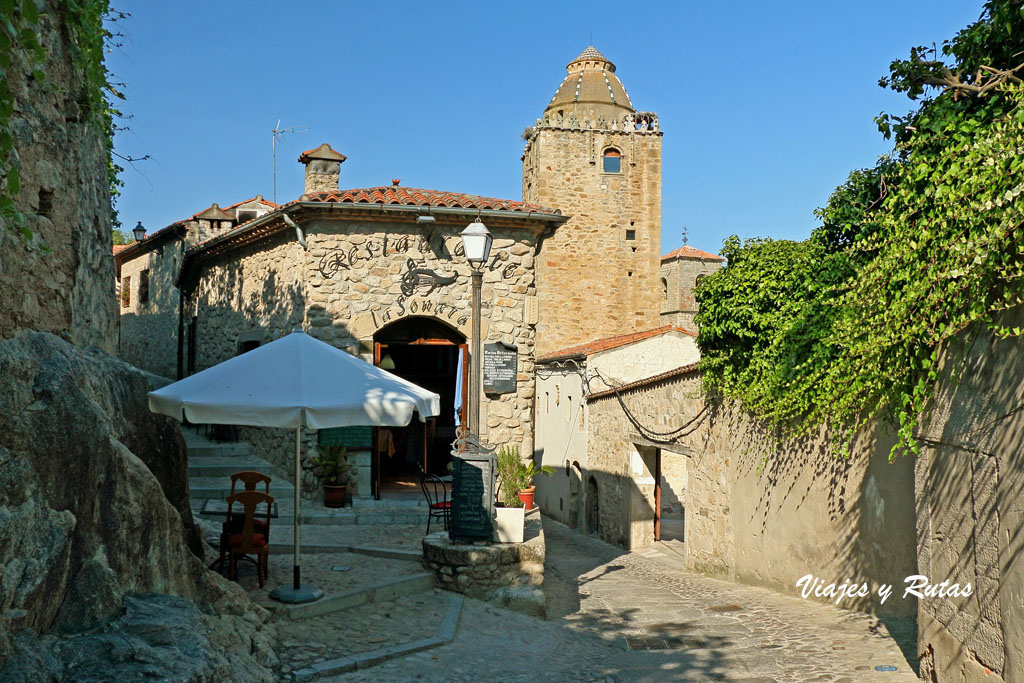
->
[[372, 317, 467, 499], [586, 475, 600, 536]]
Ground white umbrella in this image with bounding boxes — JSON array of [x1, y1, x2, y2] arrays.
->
[[148, 330, 440, 602]]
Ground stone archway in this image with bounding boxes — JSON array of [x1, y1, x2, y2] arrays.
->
[[369, 316, 467, 497]]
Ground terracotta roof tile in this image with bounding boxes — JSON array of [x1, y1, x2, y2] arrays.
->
[[220, 196, 278, 212], [298, 143, 346, 163], [299, 187, 561, 215], [537, 324, 696, 363], [112, 244, 131, 254], [662, 245, 723, 261]]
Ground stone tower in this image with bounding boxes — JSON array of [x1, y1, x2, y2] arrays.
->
[[524, 46, 662, 356]]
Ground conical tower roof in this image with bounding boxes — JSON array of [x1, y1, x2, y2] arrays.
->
[[543, 45, 634, 123]]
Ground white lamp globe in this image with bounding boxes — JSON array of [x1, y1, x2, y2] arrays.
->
[[460, 219, 492, 264]]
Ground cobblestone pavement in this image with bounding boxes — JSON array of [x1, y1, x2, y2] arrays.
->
[[232, 551, 424, 610], [321, 518, 918, 682], [275, 589, 449, 677]]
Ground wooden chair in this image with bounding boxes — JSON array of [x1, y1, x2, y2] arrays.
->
[[225, 489, 274, 587], [417, 464, 450, 534], [215, 471, 272, 573]]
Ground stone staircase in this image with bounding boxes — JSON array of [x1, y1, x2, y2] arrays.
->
[[184, 427, 430, 545]]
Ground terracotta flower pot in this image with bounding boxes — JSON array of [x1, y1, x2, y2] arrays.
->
[[518, 485, 536, 510], [323, 484, 347, 508]]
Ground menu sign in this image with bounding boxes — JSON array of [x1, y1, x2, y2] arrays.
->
[[449, 453, 496, 542], [483, 342, 517, 394]]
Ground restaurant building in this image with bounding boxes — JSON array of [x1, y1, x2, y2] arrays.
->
[[115, 45, 666, 499]]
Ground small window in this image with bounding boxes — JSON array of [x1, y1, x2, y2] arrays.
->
[[139, 269, 150, 304], [603, 148, 621, 173], [237, 340, 259, 355], [38, 190, 53, 218], [121, 275, 131, 308], [237, 210, 258, 223], [625, 229, 636, 241]]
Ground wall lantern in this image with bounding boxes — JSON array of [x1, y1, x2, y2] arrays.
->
[[460, 218, 492, 264], [132, 221, 147, 242]]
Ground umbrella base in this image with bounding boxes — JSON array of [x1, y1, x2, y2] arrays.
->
[[269, 584, 324, 604]]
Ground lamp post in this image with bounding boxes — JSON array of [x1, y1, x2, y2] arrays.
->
[[132, 221, 146, 242], [460, 217, 492, 438]]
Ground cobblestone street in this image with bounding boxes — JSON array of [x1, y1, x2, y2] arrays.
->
[[303, 518, 918, 682]]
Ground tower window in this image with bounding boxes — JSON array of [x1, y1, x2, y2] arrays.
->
[[602, 148, 621, 173], [625, 229, 636, 241]]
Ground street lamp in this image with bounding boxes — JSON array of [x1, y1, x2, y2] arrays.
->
[[132, 221, 147, 242], [460, 217, 492, 438]]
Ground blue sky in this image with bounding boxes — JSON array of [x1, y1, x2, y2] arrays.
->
[[108, 1, 984, 256]]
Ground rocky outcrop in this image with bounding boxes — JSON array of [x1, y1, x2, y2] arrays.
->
[[2, 594, 276, 683], [0, 333, 277, 678]]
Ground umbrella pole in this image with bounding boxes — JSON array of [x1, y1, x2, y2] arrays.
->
[[294, 425, 301, 590], [268, 423, 323, 604]]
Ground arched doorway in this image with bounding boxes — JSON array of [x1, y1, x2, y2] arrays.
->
[[567, 461, 582, 529], [586, 475, 600, 536], [372, 317, 467, 498]]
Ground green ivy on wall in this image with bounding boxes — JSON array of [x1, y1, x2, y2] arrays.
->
[[695, 0, 1024, 459], [0, 0, 117, 241]]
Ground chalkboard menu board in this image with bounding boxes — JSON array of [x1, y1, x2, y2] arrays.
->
[[483, 342, 517, 394], [449, 453, 496, 542], [318, 426, 372, 448]]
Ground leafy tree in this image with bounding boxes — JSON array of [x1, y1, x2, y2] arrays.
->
[[111, 228, 128, 245], [696, 0, 1024, 458]]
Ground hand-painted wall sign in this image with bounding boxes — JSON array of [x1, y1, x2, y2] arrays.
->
[[400, 259, 458, 297], [371, 297, 470, 330], [316, 234, 518, 281], [317, 235, 413, 278]]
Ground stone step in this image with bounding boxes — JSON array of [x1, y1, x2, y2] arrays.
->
[[187, 455, 278, 478], [185, 443, 253, 458], [189, 476, 295, 500]]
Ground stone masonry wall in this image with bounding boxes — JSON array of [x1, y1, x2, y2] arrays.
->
[[117, 235, 183, 378], [525, 125, 662, 356], [659, 256, 721, 331], [587, 371, 918, 619], [1, 3, 116, 351], [188, 216, 542, 492], [913, 307, 1024, 683]]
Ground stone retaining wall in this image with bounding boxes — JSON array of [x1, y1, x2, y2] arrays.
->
[[422, 510, 545, 617]]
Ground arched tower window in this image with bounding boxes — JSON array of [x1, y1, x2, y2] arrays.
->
[[661, 277, 668, 301], [602, 148, 621, 173]]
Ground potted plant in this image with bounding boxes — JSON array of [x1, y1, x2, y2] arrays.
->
[[306, 444, 354, 508], [514, 460, 553, 510], [493, 447, 554, 542]]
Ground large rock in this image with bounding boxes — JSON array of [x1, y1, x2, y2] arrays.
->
[[1, 594, 276, 683], [0, 333, 276, 678]]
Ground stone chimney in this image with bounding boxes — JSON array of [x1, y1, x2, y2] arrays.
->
[[298, 143, 346, 195]]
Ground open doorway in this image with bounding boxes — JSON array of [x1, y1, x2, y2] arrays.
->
[[655, 448, 686, 555], [372, 317, 467, 499]]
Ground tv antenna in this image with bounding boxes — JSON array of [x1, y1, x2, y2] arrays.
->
[[272, 119, 309, 204]]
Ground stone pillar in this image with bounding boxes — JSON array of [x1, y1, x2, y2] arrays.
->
[[298, 142, 346, 195]]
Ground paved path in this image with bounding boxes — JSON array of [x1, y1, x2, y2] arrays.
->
[[323, 519, 918, 682]]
